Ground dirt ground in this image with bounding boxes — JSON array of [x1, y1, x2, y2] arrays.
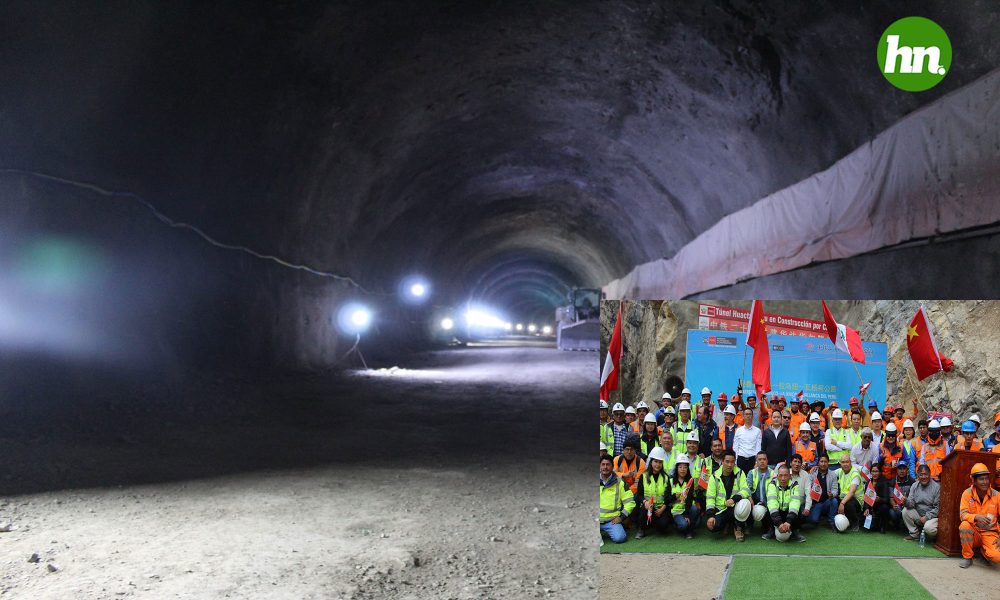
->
[[0, 341, 595, 599], [598, 554, 730, 600], [897, 557, 1000, 598]]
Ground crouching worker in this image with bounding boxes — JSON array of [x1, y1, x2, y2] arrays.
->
[[958, 463, 1000, 568], [599, 454, 635, 544], [763, 463, 806, 542], [633, 447, 672, 539], [670, 454, 701, 539], [705, 450, 751, 542]]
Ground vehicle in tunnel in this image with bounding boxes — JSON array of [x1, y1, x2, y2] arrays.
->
[[557, 287, 603, 351]]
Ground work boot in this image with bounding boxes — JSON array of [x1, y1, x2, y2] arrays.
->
[[761, 528, 775, 540], [685, 532, 693, 540], [734, 527, 745, 543], [792, 532, 807, 543], [959, 558, 972, 568], [634, 528, 645, 540], [850, 525, 860, 532]]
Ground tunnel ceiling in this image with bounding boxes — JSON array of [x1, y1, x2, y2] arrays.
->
[[2, 1, 998, 323]]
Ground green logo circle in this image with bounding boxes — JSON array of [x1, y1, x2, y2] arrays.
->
[[877, 16, 951, 92]]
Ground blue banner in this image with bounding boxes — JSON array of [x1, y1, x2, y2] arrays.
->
[[685, 330, 888, 410]]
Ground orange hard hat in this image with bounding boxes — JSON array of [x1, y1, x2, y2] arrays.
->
[[994, 412, 1000, 426], [971, 463, 991, 479]]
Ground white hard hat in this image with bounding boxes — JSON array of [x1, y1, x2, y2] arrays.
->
[[600, 442, 607, 451], [636, 401, 649, 410], [971, 414, 981, 424], [885, 423, 898, 433], [734, 499, 752, 522], [701, 387, 711, 395], [678, 401, 692, 411], [871, 411, 882, 421], [775, 528, 792, 542], [686, 430, 700, 443], [675, 454, 690, 465], [612, 403, 625, 412], [661, 392, 673, 400], [643, 413, 657, 424], [832, 409, 844, 419], [664, 406, 676, 415], [928, 419, 941, 429], [724, 405, 737, 415], [647, 446, 668, 463], [625, 406, 637, 415], [799, 422, 811, 432], [600, 400, 609, 409], [752, 504, 767, 522], [809, 412, 821, 423], [834, 514, 850, 532], [903, 419, 915, 429], [681, 388, 692, 395], [939, 416, 952, 427]]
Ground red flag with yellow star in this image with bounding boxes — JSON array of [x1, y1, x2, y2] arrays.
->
[[746, 300, 771, 396], [906, 305, 954, 381]]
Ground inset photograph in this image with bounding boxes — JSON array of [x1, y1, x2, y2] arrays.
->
[[599, 300, 1000, 600]]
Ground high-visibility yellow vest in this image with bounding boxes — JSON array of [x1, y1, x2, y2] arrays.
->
[[669, 477, 695, 515], [827, 427, 850, 462], [599, 475, 635, 523], [639, 471, 670, 510], [837, 468, 863, 505], [766, 479, 801, 514], [706, 470, 750, 514]]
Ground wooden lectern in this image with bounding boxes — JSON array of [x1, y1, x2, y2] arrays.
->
[[934, 449, 1000, 556]]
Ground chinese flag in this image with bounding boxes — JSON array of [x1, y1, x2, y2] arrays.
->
[[809, 476, 822, 502], [906, 306, 954, 381], [698, 464, 710, 490], [746, 300, 771, 396], [863, 482, 877, 507]]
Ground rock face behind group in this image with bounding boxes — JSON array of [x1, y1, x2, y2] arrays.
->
[[600, 300, 1000, 431]]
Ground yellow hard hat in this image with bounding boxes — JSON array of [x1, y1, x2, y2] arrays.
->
[[971, 463, 991, 479]]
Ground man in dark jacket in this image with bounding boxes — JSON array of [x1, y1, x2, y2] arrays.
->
[[879, 460, 914, 533], [761, 410, 793, 467], [696, 405, 719, 456]]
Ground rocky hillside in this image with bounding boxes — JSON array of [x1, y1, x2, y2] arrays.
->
[[600, 300, 1000, 432]]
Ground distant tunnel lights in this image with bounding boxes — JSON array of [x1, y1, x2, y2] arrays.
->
[[440, 317, 454, 330], [515, 323, 524, 331], [337, 302, 374, 335], [527, 324, 537, 333], [399, 276, 431, 304], [542, 325, 552, 335], [464, 308, 507, 330]]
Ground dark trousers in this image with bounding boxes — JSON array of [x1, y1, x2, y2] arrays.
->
[[874, 504, 902, 531], [769, 509, 800, 534], [634, 505, 672, 534], [708, 509, 748, 532], [841, 499, 861, 527], [737, 456, 755, 474]]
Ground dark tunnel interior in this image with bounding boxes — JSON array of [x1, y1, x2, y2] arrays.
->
[[1, 1, 998, 494]]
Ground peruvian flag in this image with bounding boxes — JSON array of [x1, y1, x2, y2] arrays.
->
[[859, 382, 871, 396], [907, 305, 955, 381], [860, 463, 872, 483], [809, 475, 822, 501], [822, 301, 866, 363], [892, 482, 906, 505], [599, 303, 623, 400], [746, 300, 771, 396], [698, 463, 710, 490], [679, 477, 694, 500], [863, 481, 877, 507]]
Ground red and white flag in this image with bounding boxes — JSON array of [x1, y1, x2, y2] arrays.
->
[[906, 305, 955, 381], [746, 300, 771, 397], [859, 382, 871, 396], [809, 475, 822, 502], [860, 463, 872, 483], [599, 304, 623, 400], [863, 481, 877, 507], [698, 463, 710, 490], [892, 483, 906, 504], [822, 300, 866, 364], [679, 476, 694, 501]]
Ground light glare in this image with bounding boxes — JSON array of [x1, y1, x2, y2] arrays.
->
[[441, 317, 454, 330]]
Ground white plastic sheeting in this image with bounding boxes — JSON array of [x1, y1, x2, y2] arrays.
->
[[604, 68, 1000, 299]]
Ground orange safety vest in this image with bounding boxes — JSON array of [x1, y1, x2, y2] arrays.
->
[[880, 442, 903, 479], [918, 438, 949, 479], [793, 439, 817, 465], [613, 454, 646, 495], [959, 486, 1000, 532], [955, 435, 983, 452]]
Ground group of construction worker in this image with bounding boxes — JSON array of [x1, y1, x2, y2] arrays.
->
[[599, 385, 1000, 566]]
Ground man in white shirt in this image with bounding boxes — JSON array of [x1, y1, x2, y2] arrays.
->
[[850, 428, 880, 471], [734, 407, 762, 474]]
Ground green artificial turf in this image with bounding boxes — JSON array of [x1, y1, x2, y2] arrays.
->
[[723, 556, 935, 600], [600, 521, 944, 557]]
